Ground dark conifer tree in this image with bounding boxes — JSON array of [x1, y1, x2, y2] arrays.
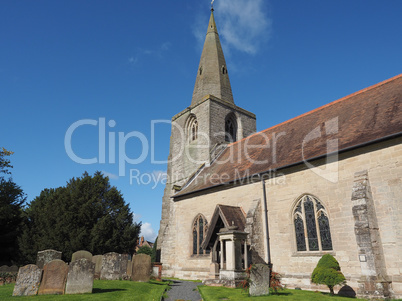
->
[[19, 171, 141, 263]]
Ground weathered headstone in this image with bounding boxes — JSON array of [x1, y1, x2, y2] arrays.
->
[[65, 258, 95, 294], [0, 265, 7, 272], [12, 265, 42, 296], [92, 255, 103, 279], [9, 265, 19, 273], [127, 260, 132, 277], [120, 254, 130, 279], [131, 254, 151, 282], [38, 260, 68, 295], [249, 263, 270, 296], [100, 252, 121, 280], [71, 250, 93, 263], [36, 249, 62, 269]]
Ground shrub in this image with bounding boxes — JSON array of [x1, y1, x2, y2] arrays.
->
[[311, 254, 346, 295], [270, 271, 285, 294]]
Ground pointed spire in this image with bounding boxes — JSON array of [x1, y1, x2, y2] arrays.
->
[[191, 9, 234, 106]]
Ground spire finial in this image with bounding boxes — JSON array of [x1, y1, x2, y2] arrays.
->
[[211, 0, 215, 11]]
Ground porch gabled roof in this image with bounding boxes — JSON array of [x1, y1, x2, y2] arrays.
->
[[201, 204, 246, 250]]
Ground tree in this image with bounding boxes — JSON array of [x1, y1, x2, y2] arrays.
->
[[0, 177, 26, 265], [0, 148, 13, 175], [0, 148, 26, 265], [19, 171, 141, 263], [311, 254, 346, 295], [136, 246, 153, 257], [151, 237, 158, 262]]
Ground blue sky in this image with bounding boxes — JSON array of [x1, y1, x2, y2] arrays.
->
[[1, 0, 401, 242]]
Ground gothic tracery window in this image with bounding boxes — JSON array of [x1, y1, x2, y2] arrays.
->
[[293, 195, 333, 252], [225, 113, 237, 142], [192, 214, 208, 255]]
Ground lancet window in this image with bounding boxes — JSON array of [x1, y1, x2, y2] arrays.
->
[[186, 115, 198, 142], [293, 195, 333, 252], [192, 214, 208, 255], [225, 113, 237, 142]]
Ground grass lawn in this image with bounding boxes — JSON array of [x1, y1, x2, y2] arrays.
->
[[0, 280, 169, 301], [198, 286, 369, 301]]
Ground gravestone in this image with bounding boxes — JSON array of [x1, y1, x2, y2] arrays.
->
[[131, 254, 151, 282], [249, 264, 270, 296], [36, 249, 62, 269], [38, 260, 68, 295], [127, 260, 132, 277], [71, 250, 93, 262], [65, 258, 95, 294], [12, 265, 42, 296], [92, 255, 103, 279], [100, 252, 121, 280], [9, 265, 19, 273], [120, 254, 130, 279]]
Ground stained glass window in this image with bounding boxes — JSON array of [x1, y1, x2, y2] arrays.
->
[[304, 198, 319, 251], [293, 195, 333, 252], [294, 215, 306, 251], [318, 213, 333, 250], [192, 214, 208, 255]]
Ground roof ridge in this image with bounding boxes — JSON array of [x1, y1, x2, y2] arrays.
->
[[228, 73, 402, 147]]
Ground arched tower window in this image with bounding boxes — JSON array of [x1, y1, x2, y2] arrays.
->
[[186, 114, 198, 142], [192, 214, 208, 255], [293, 195, 333, 252], [225, 113, 237, 142]]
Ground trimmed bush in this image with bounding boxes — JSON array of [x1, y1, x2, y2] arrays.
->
[[311, 254, 346, 295]]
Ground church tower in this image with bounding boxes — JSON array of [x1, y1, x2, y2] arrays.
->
[[157, 8, 256, 274]]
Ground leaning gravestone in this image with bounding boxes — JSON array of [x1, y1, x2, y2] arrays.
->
[[92, 255, 103, 279], [65, 258, 95, 294], [71, 250, 93, 262], [12, 265, 42, 296], [100, 252, 121, 280], [38, 260, 68, 295], [36, 249, 62, 269], [131, 254, 151, 282], [249, 263, 270, 296]]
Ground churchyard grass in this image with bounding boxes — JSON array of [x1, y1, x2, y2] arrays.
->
[[198, 286, 370, 301], [0, 280, 169, 301]]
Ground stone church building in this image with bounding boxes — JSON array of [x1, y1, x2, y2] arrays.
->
[[157, 9, 402, 299]]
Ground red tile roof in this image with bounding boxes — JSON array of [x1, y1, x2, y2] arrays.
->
[[175, 74, 402, 198]]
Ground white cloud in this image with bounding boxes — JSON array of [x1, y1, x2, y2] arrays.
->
[[140, 222, 157, 242], [196, 0, 272, 55], [102, 170, 119, 180], [128, 42, 172, 65]]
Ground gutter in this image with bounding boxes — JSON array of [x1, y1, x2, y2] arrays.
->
[[261, 177, 272, 268]]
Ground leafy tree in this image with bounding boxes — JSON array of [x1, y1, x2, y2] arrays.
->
[[136, 246, 153, 257], [0, 177, 26, 265], [311, 254, 346, 295], [19, 171, 141, 263], [0, 148, 13, 175], [151, 237, 158, 262]]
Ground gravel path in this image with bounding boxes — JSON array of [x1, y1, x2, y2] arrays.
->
[[163, 280, 203, 301]]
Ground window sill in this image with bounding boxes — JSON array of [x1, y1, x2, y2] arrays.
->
[[291, 250, 335, 257], [189, 254, 210, 259]]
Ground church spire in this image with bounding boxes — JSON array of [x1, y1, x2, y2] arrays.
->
[[191, 9, 234, 106]]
